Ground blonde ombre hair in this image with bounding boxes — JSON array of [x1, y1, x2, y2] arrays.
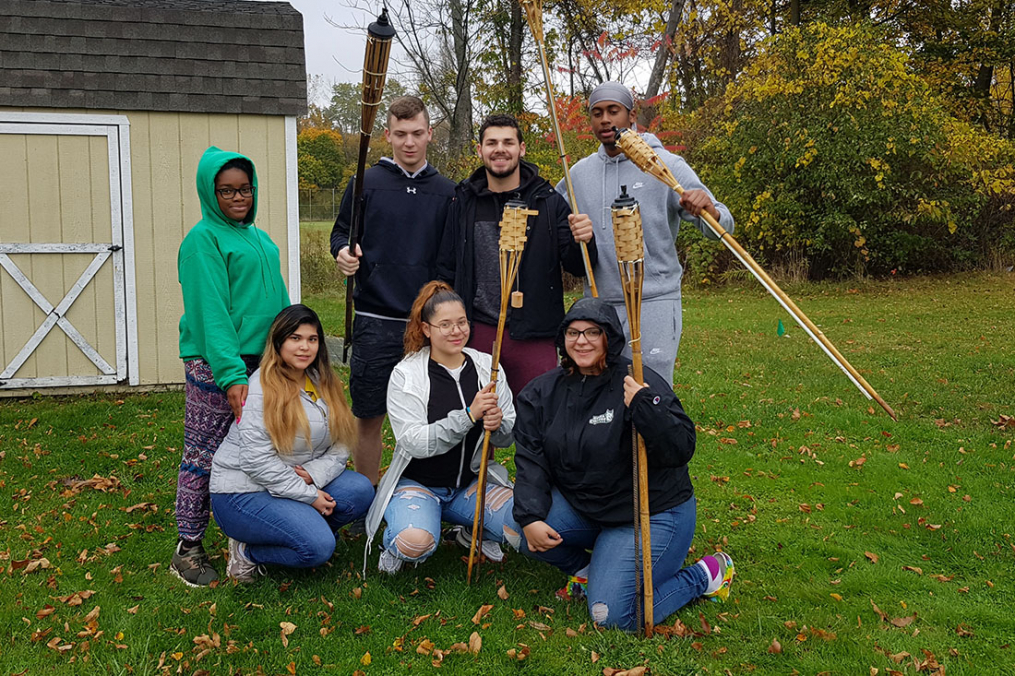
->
[[259, 305, 357, 454]]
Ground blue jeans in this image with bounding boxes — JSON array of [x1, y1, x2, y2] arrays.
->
[[520, 489, 706, 631], [381, 477, 520, 564], [211, 470, 374, 568]]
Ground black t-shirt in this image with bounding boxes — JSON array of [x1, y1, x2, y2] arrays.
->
[[402, 355, 483, 488], [471, 191, 516, 325]]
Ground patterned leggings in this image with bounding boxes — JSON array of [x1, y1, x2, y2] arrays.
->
[[175, 357, 258, 542]]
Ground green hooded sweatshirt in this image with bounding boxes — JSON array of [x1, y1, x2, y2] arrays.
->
[[178, 146, 290, 390]]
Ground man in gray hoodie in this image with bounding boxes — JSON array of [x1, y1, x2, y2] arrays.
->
[[560, 81, 735, 386]]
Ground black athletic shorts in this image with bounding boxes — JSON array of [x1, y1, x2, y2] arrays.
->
[[349, 314, 406, 419]]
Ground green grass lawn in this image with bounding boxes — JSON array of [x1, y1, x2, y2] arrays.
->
[[2, 273, 1013, 674]]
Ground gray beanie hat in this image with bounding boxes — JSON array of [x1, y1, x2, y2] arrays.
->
[[588, 81, 635, 111]]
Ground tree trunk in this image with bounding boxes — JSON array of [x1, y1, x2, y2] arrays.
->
[[507, 0, 524, 114], [790, 0, 800, 26], [639, 0, 687, 127], [449, 0, 474, 154]]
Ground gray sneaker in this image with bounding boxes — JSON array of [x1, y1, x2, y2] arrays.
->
[[455, 526, 505, 563], [170, 540, 219, 587], [378, 548, 403, 575], [226, 538, 265, 583]]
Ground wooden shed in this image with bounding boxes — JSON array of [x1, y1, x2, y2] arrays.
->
[[0, 0, 306, 395]]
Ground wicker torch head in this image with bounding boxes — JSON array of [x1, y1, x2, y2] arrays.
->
[[519, 0, 544, 43], [612, 127, 682, 192], [611, 185, 643, 263], [499, 199, 536, 252], [360, 9, 396, 137]]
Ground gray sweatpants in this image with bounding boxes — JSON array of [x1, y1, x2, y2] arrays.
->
[[606, 297, 682, 387]]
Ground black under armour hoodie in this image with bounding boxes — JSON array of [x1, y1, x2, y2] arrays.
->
[[331, 159, 456, 318], [512, 298, 697, 527]]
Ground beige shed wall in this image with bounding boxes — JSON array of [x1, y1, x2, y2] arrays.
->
[[0, 107, 295, 395]]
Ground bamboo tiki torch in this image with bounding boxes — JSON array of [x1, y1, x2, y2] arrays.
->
[[519, 0, 598, 297], [467, 199, 535, 583], [612, 127, 897, 421], [342, 8, 396, 363], [611, 186, 654, 637]]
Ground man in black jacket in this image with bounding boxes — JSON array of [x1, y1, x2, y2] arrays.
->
[[331, 96, 456, 485], [437, 114, 597, 395]]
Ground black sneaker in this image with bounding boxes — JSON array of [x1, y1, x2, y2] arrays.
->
[[170, 540, 219, 587]]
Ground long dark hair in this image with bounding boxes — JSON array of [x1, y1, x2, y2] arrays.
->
[[260, 304, 356, 453]]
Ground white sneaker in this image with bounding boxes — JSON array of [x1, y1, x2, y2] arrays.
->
[[455, 526, 505, 563], [226, 538, 265, 583], [378, 548, 403, 575]]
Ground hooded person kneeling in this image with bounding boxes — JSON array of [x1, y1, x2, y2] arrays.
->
[[512, 298, 735, 631]]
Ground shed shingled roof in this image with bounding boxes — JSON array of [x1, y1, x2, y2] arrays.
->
[[0, 0, 307, 116]]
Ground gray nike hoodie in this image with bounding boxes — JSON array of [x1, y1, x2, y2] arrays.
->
[[558, 132, 735, 303]]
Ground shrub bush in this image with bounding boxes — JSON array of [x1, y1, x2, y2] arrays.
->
[[676, 22, 1015, 280]]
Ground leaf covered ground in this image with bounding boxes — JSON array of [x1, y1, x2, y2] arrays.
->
[[1, 273, 1012, 674]]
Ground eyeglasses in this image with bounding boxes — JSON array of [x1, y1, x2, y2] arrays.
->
[[428, 319, 470, 335], [215, 187, 255, 199], [564, 326, 603, 341]]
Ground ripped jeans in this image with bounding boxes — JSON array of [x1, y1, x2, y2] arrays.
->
[[381, 477, 520, 564], [519, 489, 706, 631]]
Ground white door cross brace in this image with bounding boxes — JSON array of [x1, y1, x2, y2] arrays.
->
[[0, 244, 118, 380]]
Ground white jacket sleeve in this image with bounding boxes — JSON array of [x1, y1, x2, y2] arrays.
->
[[387, 366, 476, 459], [237, 393, 318, 503]]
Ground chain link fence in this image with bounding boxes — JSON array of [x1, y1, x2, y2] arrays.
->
[[299, 188, 341, 223]]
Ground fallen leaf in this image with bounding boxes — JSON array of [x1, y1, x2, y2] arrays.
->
[[891, 614, 917, 628], [351, 586, 362, 599], [899, 463, 910, 470], [416, 639, 434, 655], [83, 606, 100, 623], [566, 627, 579, 637], [865, 551, 879, 564], [355, 625, 371, 635], [497, 585, 509, 600], [279, 621, 296, 648], [591, 651, 600, 663], [956, 624, 974, 638], [36, 605, 56, 619], [830, 593, 843, 601], [902, 566, 923, 575], [412, 614, 431, 627], [471, 604, 493, 625], [768, 638, 782, 654], [361, 651, 372, 665], [469, 631, 482, 654], [528, 620, 551, 632]]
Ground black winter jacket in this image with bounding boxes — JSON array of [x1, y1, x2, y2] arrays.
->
[[436, 161, 597, 340], [331, 160, 456, 318], [512, 299, 696, 527]]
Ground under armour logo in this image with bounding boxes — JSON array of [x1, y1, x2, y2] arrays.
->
[[406, 187, 417, 194]]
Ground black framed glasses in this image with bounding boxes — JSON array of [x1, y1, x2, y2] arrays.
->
[[215, 186, 255, 199], [564, 326, 603, 341], [427, 319, 470, 336]]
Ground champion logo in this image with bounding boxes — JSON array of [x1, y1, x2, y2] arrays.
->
[[588, 409, 614, 425], [631, 182, 644, 190], [406, 186, 417, 194]]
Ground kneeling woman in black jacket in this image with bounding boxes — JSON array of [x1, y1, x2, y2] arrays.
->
[[512, 298, 734, 631]]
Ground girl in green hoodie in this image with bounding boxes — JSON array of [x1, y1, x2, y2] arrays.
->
[[171, 147, 290, 587]]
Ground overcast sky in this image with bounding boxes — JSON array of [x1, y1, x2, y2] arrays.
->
[[280, 0, 404, 103]]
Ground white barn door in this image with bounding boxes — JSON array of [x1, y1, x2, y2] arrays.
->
[[0, 113, 138, 390]]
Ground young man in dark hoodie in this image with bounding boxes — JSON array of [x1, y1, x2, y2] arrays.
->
[[437, 114, 597, 395], [331, 97, 456, 486]]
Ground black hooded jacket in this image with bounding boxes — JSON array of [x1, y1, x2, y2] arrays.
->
[[436, 161, 597, 340], [330, 159, 456, 318], [512, 298, 696, 527]]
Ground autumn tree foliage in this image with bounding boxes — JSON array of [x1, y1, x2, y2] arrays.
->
[[680, 23, 1015, 279]]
